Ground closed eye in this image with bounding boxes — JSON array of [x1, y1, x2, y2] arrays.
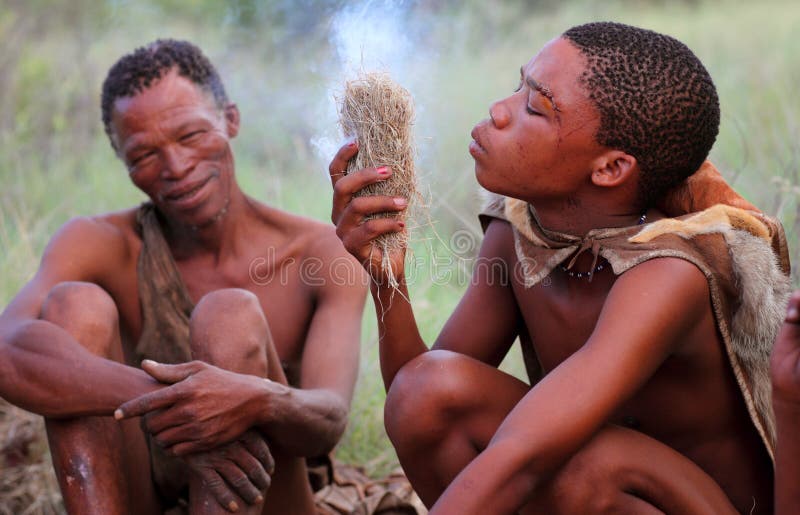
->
[[180, 130, 204, 142], [131, 150, 155, 165]]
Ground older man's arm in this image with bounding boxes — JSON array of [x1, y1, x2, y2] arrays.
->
[[117, 233, 368, 457], [0, 217, 162, 416]]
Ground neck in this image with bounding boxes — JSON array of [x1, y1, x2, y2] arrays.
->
[[532, 195, 647, 236], [162, 187, 255, 261]]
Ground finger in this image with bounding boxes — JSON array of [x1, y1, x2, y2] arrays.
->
[[169, 438, 212, 457], [242, 432, 275, 476], [342, 218, 407, 258], [335, 195, 408, 238], [141, 359, 202, 384], [229, 443, 271, 492], [216, 460, 264, 506], [115, 386, 181, 420], [331, 166, 392, 224], [152, 422, 199, 450], [198, 468, 242, 513], [328, 139, 359, 187], [142, 406, 187, 435]]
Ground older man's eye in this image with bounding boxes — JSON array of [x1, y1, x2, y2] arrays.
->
[[514, 80, 523, 93], [181, 131, 204, 142]]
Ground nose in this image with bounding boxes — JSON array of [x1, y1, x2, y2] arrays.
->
[[489, 100, 511, 130], [160, 145, 194, 179]]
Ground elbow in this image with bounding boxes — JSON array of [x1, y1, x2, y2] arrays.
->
[[319, 399, 349, 455]]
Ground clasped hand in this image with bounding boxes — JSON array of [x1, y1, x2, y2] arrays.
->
[[116, 359, 265, 454]]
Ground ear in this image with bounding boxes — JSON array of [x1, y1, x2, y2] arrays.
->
[[589, 151, 638, 189], [223, 103, 240, 138]]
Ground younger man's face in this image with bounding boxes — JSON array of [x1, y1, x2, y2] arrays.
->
[[110, 68, 239, 228], [469, 37, 607, 204]]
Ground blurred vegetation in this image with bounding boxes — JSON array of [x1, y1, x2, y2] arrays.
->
[[1, 0, 799, 511]]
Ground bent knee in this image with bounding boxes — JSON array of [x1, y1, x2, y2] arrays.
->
[[385, 350, 477, 446], [40, 282, 119, 356], [544, 429, 645, 514], [190, 288, 270, 368], [191, 288, 266, 330]]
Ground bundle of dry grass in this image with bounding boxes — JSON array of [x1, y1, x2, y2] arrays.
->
[[0, 399, 63, 514], [339, 72, 419, 287]]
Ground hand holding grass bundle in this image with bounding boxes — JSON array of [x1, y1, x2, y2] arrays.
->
[[338, 72, 418, 288]]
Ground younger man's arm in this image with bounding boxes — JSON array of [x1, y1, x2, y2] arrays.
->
[[432, 257, 710, 514], [772, 290, 800, 515], [328, 143, 522, 388]]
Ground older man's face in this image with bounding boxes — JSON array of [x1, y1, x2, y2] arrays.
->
[[110, 68, 239, 228]]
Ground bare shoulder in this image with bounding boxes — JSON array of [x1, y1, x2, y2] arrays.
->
[[251, 200, 355, 261], [480, 217, 515, 260], [599, 257, 711, 348], [613, 256, 709, 301], [44, 208, 141, 281]]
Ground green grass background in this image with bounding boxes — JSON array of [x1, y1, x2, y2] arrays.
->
[[1, 0, 799, 508]]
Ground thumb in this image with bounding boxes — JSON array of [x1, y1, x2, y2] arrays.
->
[[141, 359, 201, 384]]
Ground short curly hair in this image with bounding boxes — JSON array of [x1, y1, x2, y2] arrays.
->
[[100, 39, 229, 151], [562, 22, 720, 208]]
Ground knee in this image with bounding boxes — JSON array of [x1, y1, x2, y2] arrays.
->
[[189, 289, 269, 367], [40, 282, 119, 357], [384, 350, 474, 450], [544, 431, 637, 514]]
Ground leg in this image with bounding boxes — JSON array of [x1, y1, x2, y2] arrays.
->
[[187, 289, 316, 515], [385, 350, 737, 514], [40, 282, 160, 515]]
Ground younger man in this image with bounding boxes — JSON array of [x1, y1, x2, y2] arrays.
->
[[330, 22, 791, 513]]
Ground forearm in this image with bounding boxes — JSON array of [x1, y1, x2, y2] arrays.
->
[[431, 438, 541, 515], [774, 397, 800, 515], [371, 275, 428, 389], [0, 319, 160, 417], [255, 381, 348, 457]]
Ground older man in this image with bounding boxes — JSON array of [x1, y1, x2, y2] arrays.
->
[[0, 39, 367, 514]]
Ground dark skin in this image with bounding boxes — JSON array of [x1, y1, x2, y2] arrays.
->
[[772, 290, 800, 515], [0, 69, 367, 513], [330, 37, 772, 513]]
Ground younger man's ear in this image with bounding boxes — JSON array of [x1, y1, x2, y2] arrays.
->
[[590, 151, 638, 188], [224, 103, 241, 138]]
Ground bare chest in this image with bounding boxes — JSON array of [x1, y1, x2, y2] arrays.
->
[[112, 245, 316, 378]]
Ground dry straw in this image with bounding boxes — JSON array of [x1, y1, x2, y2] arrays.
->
[[339, 72, 419, 288], [0, 399, 63, 514]]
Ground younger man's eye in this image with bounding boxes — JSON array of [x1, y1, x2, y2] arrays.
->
[[526, 106, 542, 116]]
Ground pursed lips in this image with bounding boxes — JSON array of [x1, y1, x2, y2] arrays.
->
[[470, 124, 488, 153]]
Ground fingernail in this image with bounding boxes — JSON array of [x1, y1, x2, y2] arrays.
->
[[142, 359, 157, 366], [255, 495, 264, 503], [788, 307, 799, 320], [398, 221, 406, 228], [376, 166, 389, 175], [393, 197, 407, 207], [114, 409, 123, 420], [228, 500, 239, 511], [347, 139, 358, 148]]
